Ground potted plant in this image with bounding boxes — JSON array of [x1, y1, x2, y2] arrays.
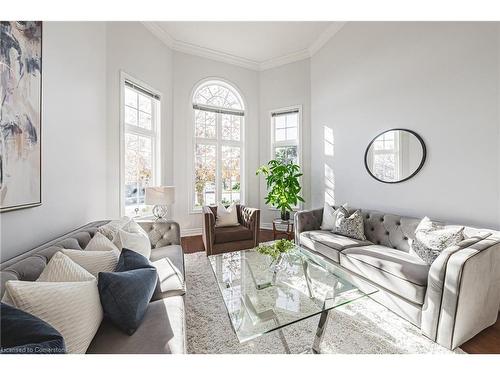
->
[[256, 159, 304, 220]]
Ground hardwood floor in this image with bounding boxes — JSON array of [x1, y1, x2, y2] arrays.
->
[[180, 229, 500, 354]]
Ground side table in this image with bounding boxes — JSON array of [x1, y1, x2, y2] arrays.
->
[[272, 218, 294, 241]]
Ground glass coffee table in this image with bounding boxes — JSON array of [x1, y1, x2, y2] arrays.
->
[[208, 244, 378, 353]]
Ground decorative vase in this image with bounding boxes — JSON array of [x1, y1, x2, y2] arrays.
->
[[280, 210, 290, 221]]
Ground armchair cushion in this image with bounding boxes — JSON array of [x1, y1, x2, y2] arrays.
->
[[214, 225, 253, 244]]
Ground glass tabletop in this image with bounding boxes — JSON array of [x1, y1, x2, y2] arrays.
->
[[208, 244, 378, 343]]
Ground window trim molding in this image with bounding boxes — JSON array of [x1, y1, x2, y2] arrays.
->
[[268, 104, 303, 211], [188, 77, 247, 214], [119, 70, 162, 217]]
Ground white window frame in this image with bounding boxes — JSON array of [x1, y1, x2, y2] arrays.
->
[[269, 104, 303, 210], [189, 79, 246, 214], [119, 71, 162, 217], [270, 105, 302, 166]]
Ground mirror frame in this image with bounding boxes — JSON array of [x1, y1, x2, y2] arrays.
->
[[364, 128, 427, 184]]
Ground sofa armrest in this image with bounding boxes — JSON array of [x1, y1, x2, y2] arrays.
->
[[137, 220, 181, 248], [422, 236, 500, 349], [240, 206, 260, 246], [294, 208, 323, 244], [202, 206, 216, 255]]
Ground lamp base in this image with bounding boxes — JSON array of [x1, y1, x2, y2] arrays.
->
[[152, 205, 168, 221]]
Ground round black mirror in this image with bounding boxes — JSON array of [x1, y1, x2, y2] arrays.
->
[[365, 129, 426, 183]]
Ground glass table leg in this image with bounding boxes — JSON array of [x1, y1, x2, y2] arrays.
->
[[311, 309, 331, 354]]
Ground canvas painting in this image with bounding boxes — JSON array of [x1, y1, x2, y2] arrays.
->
[[0, 21, 42, 212]]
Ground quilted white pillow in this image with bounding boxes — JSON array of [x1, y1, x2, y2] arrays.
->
[[85, 232, 119, 252], [5, 279, 103, 353], [37, 252, 96, 282], [215, 202, 239, 227], [1, 252, 96, 306], [62, 249, 119, 277]]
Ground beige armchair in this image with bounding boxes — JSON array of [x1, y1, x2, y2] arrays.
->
[[202, 204, 260, 256]]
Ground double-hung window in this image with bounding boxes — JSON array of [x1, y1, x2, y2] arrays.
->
[[122, 78, 161, 216], [192, 80, 245, 210], [271, 107, 301, 165]]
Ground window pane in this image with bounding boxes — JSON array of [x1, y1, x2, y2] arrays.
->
[[286, 113, 297, 128], [195, 110, 216, 139], [286, 126, 297, 140], [125, 88, 137, 108], [124, 133, 153, 209], [193, 83, 243, 110], [221, 146, 241, 204], [194, 143, 216, 208], [125, 107, 137, 126], [275, 146, 298, 165], [138, 94, 152, 114], [275, 116, 286, 129], [222, 114, 241, 141], [138, 111, 152, 130], [275, 128, 286, 142]]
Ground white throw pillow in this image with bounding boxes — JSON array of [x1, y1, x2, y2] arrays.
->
[[116, 229, 151, 259], [85, 232, 119, 252], [411, 217, 465, 265], [5, 279, 103, 354], [97, 216, 130, 240], [1, 252, 96, 306], [37, 252, 96, 282], [62, 249, 119, 277], [215, 202, 239, 227], [320, 203, 348, 231]]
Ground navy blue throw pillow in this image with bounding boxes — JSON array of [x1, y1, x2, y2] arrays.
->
[[115, 248, 153, 272], [0, 302, 66, 354], [98, 268, 157, 335]]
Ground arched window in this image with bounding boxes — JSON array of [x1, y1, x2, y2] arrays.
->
[[192, 80, 244, 210]]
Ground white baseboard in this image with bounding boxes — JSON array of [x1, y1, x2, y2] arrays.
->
[[260, 223, 273, 230], [180, 228, 203, 237]]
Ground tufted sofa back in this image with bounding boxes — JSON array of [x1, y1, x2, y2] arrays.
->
[[0, 221, 109, 296], [0, 220, 183, 296], [296, 206, 499, 254], [356, 209, 420, 252]]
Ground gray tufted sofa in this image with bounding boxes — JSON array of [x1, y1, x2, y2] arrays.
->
[[0, 219, 187, 354], [295, 207, 500, 350]]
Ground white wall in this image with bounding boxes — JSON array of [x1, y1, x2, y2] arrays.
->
[[172, 51, 260, 234], [0, 22, 108, 262], [105, 22, 174, 218], [259, 60, 311, 226], [311, 22, 500, 229]]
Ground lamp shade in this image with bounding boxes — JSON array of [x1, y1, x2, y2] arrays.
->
[[145, 186, 175, 206]]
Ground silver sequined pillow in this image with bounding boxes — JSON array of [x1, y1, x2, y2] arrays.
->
[[334, 210, 366, 241], [411, 217, 464, 265]]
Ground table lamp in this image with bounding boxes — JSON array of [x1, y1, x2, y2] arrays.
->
[[145, 186, 175, 220]]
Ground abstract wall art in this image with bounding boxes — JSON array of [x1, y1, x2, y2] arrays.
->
[[0, 21, 42, 212]]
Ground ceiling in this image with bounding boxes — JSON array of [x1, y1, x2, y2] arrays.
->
[[143, 22, 345, 71]]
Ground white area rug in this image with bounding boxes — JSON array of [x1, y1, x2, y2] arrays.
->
[[185, 252, 465, 354]]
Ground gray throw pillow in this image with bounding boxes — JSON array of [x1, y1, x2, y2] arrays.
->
[[410, 217, 465, 265], [334, 210, 366, 241]]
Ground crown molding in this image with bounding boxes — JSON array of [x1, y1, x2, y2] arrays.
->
[[173, 39, 261, 71], [142, 21, 174, 47], [142, 21, 346, 71], [308, 22, 346, 56], [259, 48, 311, 71]]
